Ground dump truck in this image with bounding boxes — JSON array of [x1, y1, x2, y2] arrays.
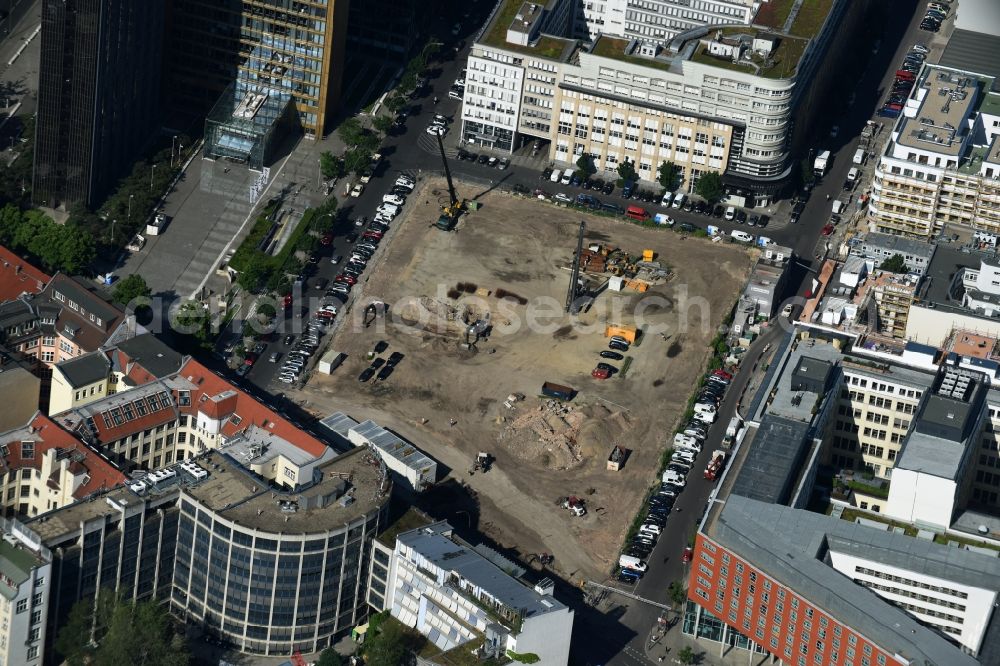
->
[[814, 150, 831, 178], [541, 381, 576, 401], [704, 450, 727, 481]]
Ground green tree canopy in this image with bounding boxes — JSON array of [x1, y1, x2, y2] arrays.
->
[[317, 647, 345, 666], [337, 118, 365, 146], [0, 205, 95, 274], [112, 274, 151, 307], [320, 151, 342, 180], [55, 593, 190, 666], [365, 620, 408, 666], [344, 148, 374, 176], [694, 172, 725, 203], [657, 161, 681, 189], [616, 159, 637, 184], [372, 114, 395, 136], [678, 646, 695, 665], [879, 253, 908, 273], [575, 154, 596, 179], [385, 95, 407, 115]]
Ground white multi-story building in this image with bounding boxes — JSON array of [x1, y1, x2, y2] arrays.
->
[[869, 64, 1000, 239], [573, 0, 756, 43], [371, 519, 573, 666], [0, 525, 49, 666], [463, 0, 860, 203]]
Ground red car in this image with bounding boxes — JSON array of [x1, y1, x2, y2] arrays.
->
[[334, 274, 357, 285], [282, 294, 293, 309], [682, 547, 693, 564], [316, 310, 335, 321], [591, 366, 610, 379], [821, 224, 834, 236], [244, 353, 257, 367], [712, 369, 732, 381], [363, 231, 383, 241], [320, 233, 333, 246]]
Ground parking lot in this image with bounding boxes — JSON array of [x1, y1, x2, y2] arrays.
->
[[283, 179, 752, 579]]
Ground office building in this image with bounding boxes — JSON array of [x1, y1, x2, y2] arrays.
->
[[854, 233, 936, 276], [0, 350, 392, 661], [682, 326, 1000, 663], [33, 0, 165, 210], [868, 64, 1000, 240], [739, 244, 793, 320], [462, 0, 866, 203], [371, 518, 573, 666], [346, 0, 422, 63], [0, 525, 50, 666]]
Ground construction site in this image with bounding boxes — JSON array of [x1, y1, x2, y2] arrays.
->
[[289, 179, 753, 581]]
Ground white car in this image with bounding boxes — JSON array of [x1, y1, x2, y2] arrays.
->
[[454, 78, 466, 86], [730, 230, 754, 243], [661, 191, 676, 207], [382, 194, 405, 206], [376, 203, 400, 217], [448, 90, 462, 100], [426, 124, 447, 136], [553, 193, 572, 204], [396, 174, 415, 185], [694, 411, 716, 425], [394, 180, 414, 192], [639, 524, 662, 536], [724, 206, 736, 221], [350, 183, 364, 197]]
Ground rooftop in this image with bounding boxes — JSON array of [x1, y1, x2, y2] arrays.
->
[[55, 352, 111, 389], [0, 538, 45, 600], [112, 334, 184, 380], [688, 29, 808, 80], [895, 69, 981, 157], [478, 0, 575, 61], [0, 245, 49, 304], [398, 521, 567, 620], [590, 36, 673, 72], [707, 497, 983, 666], [859, 232, 936, 261], [939, 29, 1000, 93]]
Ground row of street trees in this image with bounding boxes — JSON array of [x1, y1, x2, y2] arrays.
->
[[606, 158, 726, 203]]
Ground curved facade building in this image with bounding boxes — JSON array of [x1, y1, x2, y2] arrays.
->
[[171, 466, 388, 656]]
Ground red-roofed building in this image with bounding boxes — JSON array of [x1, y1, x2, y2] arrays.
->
[[0, 412, 126, 518], [0, 245, 49, 303]]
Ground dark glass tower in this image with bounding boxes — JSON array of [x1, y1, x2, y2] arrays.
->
[[32, 0, 165, 210]]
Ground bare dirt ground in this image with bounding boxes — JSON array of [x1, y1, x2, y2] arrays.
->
[[289, 179, 752, 582]]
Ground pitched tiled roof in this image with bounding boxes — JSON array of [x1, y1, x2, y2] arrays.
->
[[41, 274, 126, 353], [0, 413, 126, 500], [0, 246, 49, 303]]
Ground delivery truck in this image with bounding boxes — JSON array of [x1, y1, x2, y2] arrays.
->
[[814, 150, 831, 178]]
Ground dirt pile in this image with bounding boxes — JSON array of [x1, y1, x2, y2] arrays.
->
[[497, 399, 631, 470]]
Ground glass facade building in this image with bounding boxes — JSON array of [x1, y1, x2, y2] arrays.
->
[[171, 492, 385, 655], [33, 0, 165, 209], [204, 81, 297, 169]]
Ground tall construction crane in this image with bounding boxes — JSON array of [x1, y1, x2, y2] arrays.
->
[[434, 131, 465, 231], [566, 221, 586, 313]]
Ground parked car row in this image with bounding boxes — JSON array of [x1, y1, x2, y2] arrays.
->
[[358, 343, 404, 383], [456, 148, 509, 170], [277, 328, 324, 384], [617, 369, 733, 583], [592, 337, 628, 378], [920, 3, 947, 32], [880, 46, 925, 118]]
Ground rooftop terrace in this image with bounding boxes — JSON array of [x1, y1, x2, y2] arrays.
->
[[478, 0, 575, 61]]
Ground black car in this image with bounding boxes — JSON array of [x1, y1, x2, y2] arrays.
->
[[591, 178, 605, 191], [374, 340, 389, 354], [693, 201, 707, 214], [602, 181, 615, 195], [345, 232, 359, 243], [541, 167, 553, 180], [596, 362, 618, 374], [735, 210, 748, 223], [712, 205, 725, 218], [376, 365, 394, 381], [358, 367, 375, 382], [600, 350, 624, 360], [581, 179, 593, 190], [609, 340, 629, 352], [747, 214, 759, 227], [679, 222, 696, 232], [478, 154, 490, 165], [757, 215, 770, 227], [387, 351, 405, 366]]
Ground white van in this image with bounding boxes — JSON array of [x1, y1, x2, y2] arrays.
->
[[832, 199, 844, 215], [853, 148, 865, 165], [661, 191, 675, 207], [560, 170, 573, 185], [672, 192, 686, 209], [847, 167, 859, 182], [730, 229, 754, 243], [550, 168, 561, 183], [619, 555, 648, 571]]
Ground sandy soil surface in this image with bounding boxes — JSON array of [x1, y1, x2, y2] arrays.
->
[[289, 179, 752, 581]]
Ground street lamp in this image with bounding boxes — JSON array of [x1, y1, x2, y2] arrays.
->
[[150, 164, 157, 190], [111, 219, 116, 244], [127, 194, 133, 223], [171, 135, 178, 167]]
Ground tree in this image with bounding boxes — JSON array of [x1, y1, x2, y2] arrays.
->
[[320, 151, 341, 180], [385, 95, 407, 115], [365, 620, 408, 666], [668, 581, 687, 606], [678, 646, 695, 665], [112, 274, 152, 307], [694, 171, 725, 203], [616, 159, 637, 184], [657, 160, 681, 189], [880, 253, 908, 273], [344, 147, 374, 176], [317, 648, 345, 666], [357, 131, 381, 154], [337, 118, 364, 146], [236, 258, 273, 293], [55, 593, 189, 666], [372, 114, 394, 136], [800, 157, 816, 188], [575, 154, 596, 180]]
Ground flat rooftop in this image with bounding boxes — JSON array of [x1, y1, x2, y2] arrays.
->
[[707, 497, 983, 666], [0, 538, 45, 600], [477, 0, 575, 61], [938, 29, 1000, 93], [859, 232, 936, 261], [896, 69, 980, 157]]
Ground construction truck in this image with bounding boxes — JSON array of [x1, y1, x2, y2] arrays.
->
[[704, 450, 727, 481], [561, 496, 587, 516], [470, 452, 493, 474], [433, 133, 465, 230], [723, 416, 741, 446]]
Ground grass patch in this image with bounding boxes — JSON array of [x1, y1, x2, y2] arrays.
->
[[480, 0, 573, 60], [840, 508, 918, 537], [846, 479, 889, 500], [377, 507, 433, 547], [689, 36, 806, 80], [932, 533, 1000, 552], [226, 201, 281, 272], [789, 0, 835, 39], [590, 36, 672, 72], [754, 0, 796, 30]]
